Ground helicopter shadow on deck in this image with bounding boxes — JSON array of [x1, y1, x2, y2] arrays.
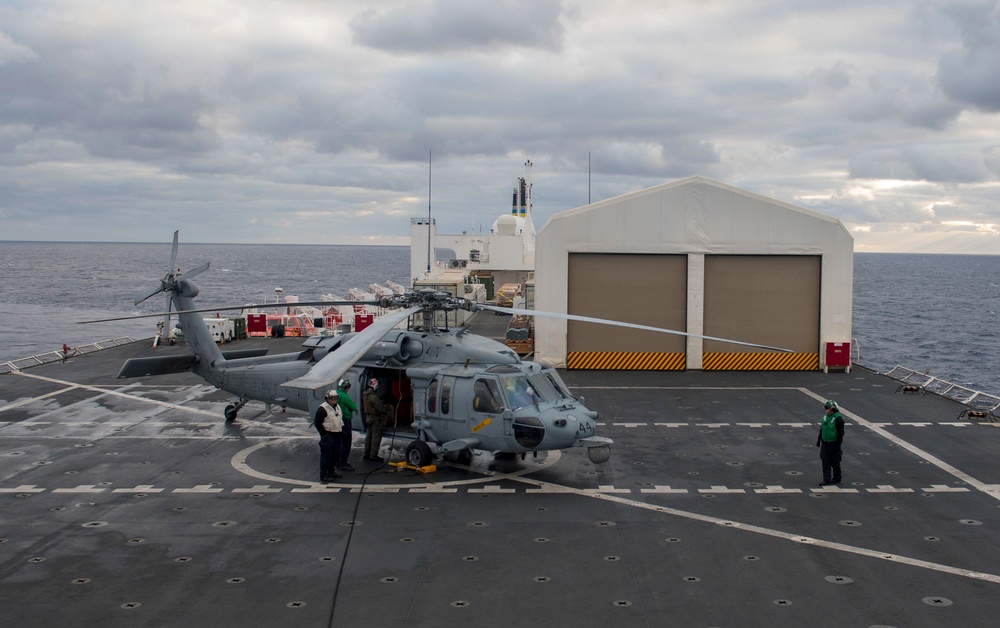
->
[[233, 434, 569, 489]]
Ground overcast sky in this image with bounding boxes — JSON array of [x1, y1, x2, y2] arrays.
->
[[2, 0, 999, 253]]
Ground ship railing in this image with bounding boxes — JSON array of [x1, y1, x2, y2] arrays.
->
[[850, 338, 861, 364], [882, 366, 1000, 413], [0, 337, 141, 374]]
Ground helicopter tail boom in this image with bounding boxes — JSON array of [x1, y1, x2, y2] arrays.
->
[[117, 335, 272, 379]]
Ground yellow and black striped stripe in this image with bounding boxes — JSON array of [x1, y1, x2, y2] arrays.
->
[[567, 352, 686, 370], [702, 352, 818, 371]]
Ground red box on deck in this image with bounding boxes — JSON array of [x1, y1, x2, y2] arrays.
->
[[825, 342, 851, 368]]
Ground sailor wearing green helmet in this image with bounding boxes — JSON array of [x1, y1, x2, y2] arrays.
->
[[816, 400, 844, 486], [336, 377, 357, 472]]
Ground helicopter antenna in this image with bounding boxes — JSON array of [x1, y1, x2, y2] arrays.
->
[[426, 149, 432, 277]]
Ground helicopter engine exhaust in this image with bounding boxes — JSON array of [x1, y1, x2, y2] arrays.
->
[[373, 335, 424, 362]]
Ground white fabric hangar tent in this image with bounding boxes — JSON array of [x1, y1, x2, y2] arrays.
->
[[533, 176, 854, 371]]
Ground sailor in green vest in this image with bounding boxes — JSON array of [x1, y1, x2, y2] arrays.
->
[[816, 400, 845, 486], [335, 378, 357, 472]]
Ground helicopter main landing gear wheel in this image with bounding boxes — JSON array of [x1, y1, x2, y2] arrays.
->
[[405, 441, 434, 467]]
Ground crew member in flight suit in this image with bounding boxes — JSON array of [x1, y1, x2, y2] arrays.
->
[[314, 390, 343, 482], [362, 378, 392, 462], [816, 399, 845, 486]]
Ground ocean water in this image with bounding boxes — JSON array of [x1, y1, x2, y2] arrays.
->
[[0, 241, 410, 361], [2, 243, 998, 395], [852, 253, 1000, 393]]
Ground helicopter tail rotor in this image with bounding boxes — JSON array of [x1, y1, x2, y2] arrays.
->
[[130, 231, 210, 347], [133, 231, 210, 307]]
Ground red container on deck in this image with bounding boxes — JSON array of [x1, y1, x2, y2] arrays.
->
[[825, 342, 851, 368], [247, 314, 267, 335], [355, 314, 374, 332]]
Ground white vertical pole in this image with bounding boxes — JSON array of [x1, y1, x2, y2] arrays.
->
[[426, 150, 432, 275]]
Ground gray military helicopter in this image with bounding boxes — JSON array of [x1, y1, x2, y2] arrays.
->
[[103, 232, 788, 468]]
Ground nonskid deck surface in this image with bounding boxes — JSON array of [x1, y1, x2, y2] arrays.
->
[[2, 329, 1000, 627]]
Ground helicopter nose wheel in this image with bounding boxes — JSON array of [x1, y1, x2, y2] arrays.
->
[[405, 441, 434, 467]]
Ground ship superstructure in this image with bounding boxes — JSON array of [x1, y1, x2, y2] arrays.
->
[[410, 160, 536, 293]]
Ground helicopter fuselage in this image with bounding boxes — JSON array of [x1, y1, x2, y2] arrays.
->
[[120, 243, 612, 464], [201, 327, 609, 460]]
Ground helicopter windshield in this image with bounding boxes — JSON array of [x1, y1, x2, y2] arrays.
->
[[527, 373, 560, 402], [542, 369, 573, 400], [500, 375, 536, 411], [500, 374, 561, 410]]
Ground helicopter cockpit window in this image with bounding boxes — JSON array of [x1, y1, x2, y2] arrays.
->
[[441, 378, 452, 415], [501, 375, 539, 411], [473, 379, 504, 414], [427, 379, 439, 414]]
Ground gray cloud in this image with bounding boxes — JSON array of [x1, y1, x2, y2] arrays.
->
[[0, 1, 999, 253], [849, 145, 993, 184], [936, 1, 1000, 111], [0, 23, 221, 165], [0, 29, 37, 64], [351, 0, 567, 53]]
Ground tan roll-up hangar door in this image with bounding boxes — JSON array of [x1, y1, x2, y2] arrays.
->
[[703, 255, 820, 370], [566, 253, 687, 370]]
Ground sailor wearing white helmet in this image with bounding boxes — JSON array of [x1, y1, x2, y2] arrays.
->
[[314, 389, 344, 482]]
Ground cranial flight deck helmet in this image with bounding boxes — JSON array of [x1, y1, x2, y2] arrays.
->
[[325, 389, 339, 400], [368, 378, 379, 391], [338, 378, 351, 390], [824, 400, 838, 411]]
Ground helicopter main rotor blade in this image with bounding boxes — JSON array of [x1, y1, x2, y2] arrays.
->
[[481, 305, 793, 353], [280, 305, 422, 393], [78, 300, 383, 324], [133, 283, 166, 307], [176, 260, 210, 283], [169, 230, 179, 273]]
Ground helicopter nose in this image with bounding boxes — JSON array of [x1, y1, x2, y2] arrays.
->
[[563, 414, 595, 437], [540, 412, 595, 446]]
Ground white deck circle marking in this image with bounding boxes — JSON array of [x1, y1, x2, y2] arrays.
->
[[230, 440, 562, 488]]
